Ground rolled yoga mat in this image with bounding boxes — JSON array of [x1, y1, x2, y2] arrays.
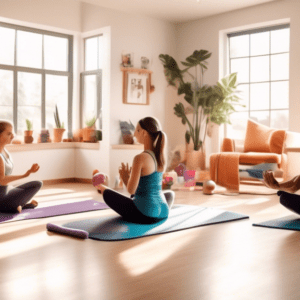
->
[[0, 200, 108, 224], [47, 204, 249, 240]]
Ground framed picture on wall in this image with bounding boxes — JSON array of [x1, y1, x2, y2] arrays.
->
[[121, 67, 154, 105]]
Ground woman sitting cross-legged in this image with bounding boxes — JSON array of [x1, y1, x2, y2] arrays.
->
[[0, 120, 43, 213], [93, 116, 175, 224]]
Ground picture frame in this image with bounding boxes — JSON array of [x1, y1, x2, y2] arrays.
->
[[121, 67, 154, 105]]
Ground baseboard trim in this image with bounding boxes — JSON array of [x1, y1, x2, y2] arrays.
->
[[42, 178, 92, 186]]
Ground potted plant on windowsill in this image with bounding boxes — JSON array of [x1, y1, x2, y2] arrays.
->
[[83, 116, 97, 142], [159, 50, 244, 170], [24, 119, 34, 144], [53, 105, 65, 143]]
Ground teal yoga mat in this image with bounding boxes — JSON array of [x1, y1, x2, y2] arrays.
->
[[47, 204, 249, 240], [253, 215, 300, 231]]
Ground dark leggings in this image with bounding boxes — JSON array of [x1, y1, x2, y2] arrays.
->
[[103, 189, 175, 224], [278, 191, 300, 215], [0, 181, 43, 213]]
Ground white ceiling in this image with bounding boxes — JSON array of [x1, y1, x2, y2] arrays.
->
[[76, 0, 280, 23]]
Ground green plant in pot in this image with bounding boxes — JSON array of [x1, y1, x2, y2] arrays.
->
[[24, 119, 34, 144], [159, 50, 244, 170], [53, 105, 65, 143], [83, 116, 97, 142]]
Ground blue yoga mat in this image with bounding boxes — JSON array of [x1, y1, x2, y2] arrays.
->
[[47, 204, 249, 240], [253, 215, 300, 231]]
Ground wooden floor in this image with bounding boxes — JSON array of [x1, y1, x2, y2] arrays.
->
[[1, 182, 300, 300]]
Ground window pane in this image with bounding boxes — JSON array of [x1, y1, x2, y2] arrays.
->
[[98, 35, 104, 70], [250, 56, 269, 82], [17, 31, 42, 69], [271, 28, 290, 54], [271, 53, 289, 81], [18, 72, 41, 106], [270, 110, 289, 129], [0, 106, 13, 122], [85, 37, 98, 71], [0, 27, 15, 65], [229, 35, 249, 58], [83, 75, 97, 123], [0, 70, 13, 106], [44, 35, 68, 71], [250, 111, 269, 127], [235, 84, 249, 111], [18, 106, 41, 134], [46, 75, 68, 130], [230, 58, 249, 83], [271, 81, 289, 109], [250, 83, 269, 110], [227, 112, 248, 140], [250, 31, 269, 56]]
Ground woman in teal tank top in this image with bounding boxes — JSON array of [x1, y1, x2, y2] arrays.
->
[[94, 117, 175, 224]]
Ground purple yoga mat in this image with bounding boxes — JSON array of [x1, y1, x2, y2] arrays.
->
[[0, 200, 108, 223]]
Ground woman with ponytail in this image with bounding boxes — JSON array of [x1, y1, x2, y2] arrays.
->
[[93, 116, 175, 224]]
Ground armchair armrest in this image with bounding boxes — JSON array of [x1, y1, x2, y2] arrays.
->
[[221, 138, 245, 153]]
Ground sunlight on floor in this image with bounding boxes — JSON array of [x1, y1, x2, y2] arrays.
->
[[118, 230, 197, 277], [245, 197, 271, 205], [0, 231, 57, 260]]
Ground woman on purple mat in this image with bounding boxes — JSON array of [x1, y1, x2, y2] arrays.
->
[[93, 116, 175, 224], [0, 120, 42, 213]]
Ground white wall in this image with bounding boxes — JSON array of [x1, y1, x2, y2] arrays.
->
[[81, 3, 177, 184], [176, 0, 300, 162]]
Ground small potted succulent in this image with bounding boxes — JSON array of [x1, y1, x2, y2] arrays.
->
[[24, 119, 34, 144], [53, 105, 65, 143], [83, 116, 97, 142]]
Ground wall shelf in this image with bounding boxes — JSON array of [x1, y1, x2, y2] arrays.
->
[[111, 144, 144, 150]]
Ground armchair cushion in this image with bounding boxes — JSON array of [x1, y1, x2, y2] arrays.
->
[[239, 152, 281, 165], [244, 119, 273, 153]]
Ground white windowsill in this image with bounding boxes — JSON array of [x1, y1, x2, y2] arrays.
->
[[6, 142, 100, 152], [111, 144, 144, 150]]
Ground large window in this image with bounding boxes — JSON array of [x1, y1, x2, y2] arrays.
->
[[81, 35, 103, 130], [226, 24, 290, 139], [0, 22, 73, 139]]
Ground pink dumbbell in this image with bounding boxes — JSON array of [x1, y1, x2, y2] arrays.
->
[[92, 173, 106, 187]]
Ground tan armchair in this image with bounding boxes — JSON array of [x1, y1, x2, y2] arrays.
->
[[210, 119, 287, 191]]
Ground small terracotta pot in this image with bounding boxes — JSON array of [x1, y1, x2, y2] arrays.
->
[[83, 127, 95, 142], [24, 136, 34, 144], [122, 134, 134, 144], [53, 128, 65, 143], [24, 130, 33, 137]]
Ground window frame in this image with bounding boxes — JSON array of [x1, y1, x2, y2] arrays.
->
[[0, 21, 73, 137], [80, 34, 103, 130], [227, 23, 290, 134]]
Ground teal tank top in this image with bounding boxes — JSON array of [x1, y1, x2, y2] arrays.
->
[[133, 150, 169, 219]]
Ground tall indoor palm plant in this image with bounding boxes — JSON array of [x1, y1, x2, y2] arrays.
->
[[159, 50, 243, 153]]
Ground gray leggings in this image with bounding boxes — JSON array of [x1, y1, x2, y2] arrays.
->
[[0, 181, 43, 213], [103, 189, 175, 224]]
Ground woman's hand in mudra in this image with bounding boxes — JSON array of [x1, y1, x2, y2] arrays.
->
[[119, 163, 132, 186], [24, 164, 40, 177]]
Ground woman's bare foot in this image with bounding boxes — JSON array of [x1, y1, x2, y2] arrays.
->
[[17, 206, 22, 213], [23, 200, 38, 209]]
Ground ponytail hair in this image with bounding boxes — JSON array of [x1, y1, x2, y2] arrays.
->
[[0, 120, 13, 136], [139, 117, 167, 171]]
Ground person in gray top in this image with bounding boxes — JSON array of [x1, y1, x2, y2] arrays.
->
[[0, 120, 42, 213]]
